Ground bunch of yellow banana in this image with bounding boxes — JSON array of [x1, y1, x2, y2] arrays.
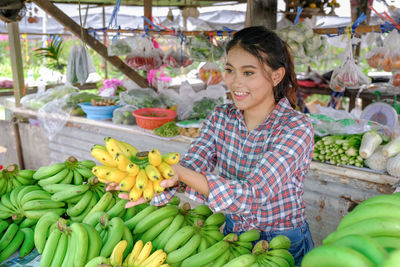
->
[[90, 137, 180, 202]]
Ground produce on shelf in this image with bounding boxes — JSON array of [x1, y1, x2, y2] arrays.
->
[[90, 98, 118, 106], [365, 30, 400, 72], [364, 146, 387, 172], [302, 193, 400, 266], [153, 121, 179, 137], [0, 164, 36, 196], [90, 137, 180, 202], [359, 130, 383, 159], [312, 134, 364, 167], [112, 105, 136, 125], [188, 97, 224, 120], [0, 222, 33, 262]]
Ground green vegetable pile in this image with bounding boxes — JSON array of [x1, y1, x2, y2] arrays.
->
[[154, 121, 179, 137], [189, 97, 224, 120]]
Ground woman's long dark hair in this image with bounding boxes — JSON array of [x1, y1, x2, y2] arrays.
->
[[226, 26, 298, 108]]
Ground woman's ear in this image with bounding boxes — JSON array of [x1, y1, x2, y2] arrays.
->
[[272, 67, 285, 87]]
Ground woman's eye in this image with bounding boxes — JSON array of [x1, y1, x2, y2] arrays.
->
[[224, 68, 232, 73], [244, 71, 253, 76]]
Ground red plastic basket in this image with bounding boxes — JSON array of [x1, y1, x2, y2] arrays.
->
[[133, 108, 177, 130]]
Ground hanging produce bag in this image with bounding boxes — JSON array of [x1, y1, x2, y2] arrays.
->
[[199, 62, 223, 85], [125, 36, 164, 71], [365, 30, 400, 71], [330, 39, 369, 92], [66, 43, 96, 85], [107, 35, 132, 56], [163, 36, 193, 68]]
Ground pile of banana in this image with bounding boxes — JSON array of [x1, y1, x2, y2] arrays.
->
[[0, 221, 35, 262], [90, 137, 180, 202], [85, 240, 168, 267], [33, 156, 95, 186], [0, 185, 65, 226], [0, 164, 36, 195], [302, 193, 400, 266]]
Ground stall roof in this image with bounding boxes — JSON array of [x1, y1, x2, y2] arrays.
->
[[48, 0, 247, 7]]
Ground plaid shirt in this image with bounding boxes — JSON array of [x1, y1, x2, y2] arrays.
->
[[151, 97, 314, 232]]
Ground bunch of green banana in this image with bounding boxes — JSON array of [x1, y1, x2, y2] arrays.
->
[[0, 221, 34, 262], [177, 202, 214, 227], [0, 185, 65, 226], [251, 236, 294, 267], [0, 164, 36, 196], [39, 217, 103, 267], [90, 137, 180, 202], [33, 156, 95, 186]]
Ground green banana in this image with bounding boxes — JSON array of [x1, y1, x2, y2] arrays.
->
[[34, 211, 60, 253], [373, 236, 400, 252], [22, 199, 65, 210], [0, 229, 24, 263], [79, 160, 96, 169], [164, 225, 196, 253], [238, 229, 260, 242], [141, 216, 174, 244], [40, 228, 62, 267], [76, 166, 94, 179], [338, 203, 400, 230], [166, 233, 202, 264], [20, 189, 51, 206], [83, 256, 110, 267], [181, 240, 230, 267], [0, 223, 19, 251], [71, 222, 89, 267], [73, 169, 83, 185], [83, 211, 106, 227], [300, 244, 375, 267], [70, 194, 97, 223], [197, 237, 209, 253], [50, 232, 68, 267], [14, 175, 34, 185], [10, 185, 24, 210], [192, 205, 213, 217], [213, 247, 231, 267], [125, 205, 157, 230], [100, 217, 125, 258], [33, 163, 66, 180], [153, 214, 185, 250], [38, 168, 70, 187], [204, 229, 225, 242], [42, 183, 77, 194], [252, 240, 269, 255], [1, 192, 16, 211], [105, 197, 116, 212], [25, 208, 65, 220], [17, 185, 41, 203], [19, 227, 35, 258], [51, 184, 90, 202], [236, 241, 253, 250], [60, 233, 74, 267], [81, 223, 102, 262], [324, 217, 400, 244], [134, 205, 179, 234], [264, 254, 290, 267], [83, 192, 113, 221], [266, 249, 295, 267], [353, 194, 400, 210], [204, 212, 226, 226], [0, 220, 9, 235], [17, 169, 36, 179], [122, 206, 137, 221], [269, 235, 291, 250], [122, 225, 134, 259], [107, 198, 128, 218], [59, 169, 74, 184], [380, 249, 400, 267], [67, 190, 94, 217], [330, 234, 387, 266], [222, 253, 256, 267], [232, 245, 252, 255]]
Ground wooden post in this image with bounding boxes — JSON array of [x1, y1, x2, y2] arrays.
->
[[32, 0, 149, 88], [245, 0, 277, 29], [351, 0, 374, 60], [102, 5, 108, 79], [144, 0, 152, 28], [7, 22, 24, 107]]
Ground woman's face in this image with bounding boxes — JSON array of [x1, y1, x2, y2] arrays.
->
[[224, 46, 277, 112]]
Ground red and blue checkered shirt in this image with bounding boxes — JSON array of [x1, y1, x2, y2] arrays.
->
[[151, 97, 314, 232]]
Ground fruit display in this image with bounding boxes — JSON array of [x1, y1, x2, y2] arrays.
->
[[0, 222, 34, 262], [199, 62, 223, 85], [301, 193, 400, 266], [90, 98, 118, 106], [90, 137, 180, 202], [0, 164, 36, 196]]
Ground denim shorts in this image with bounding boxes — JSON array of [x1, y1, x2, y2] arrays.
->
[[223, 215, 314, 266]]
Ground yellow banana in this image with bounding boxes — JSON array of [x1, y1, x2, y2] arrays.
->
[[104, 137, 125, 159], [135, 169, 148, 190], [157, 162, 175, 179], [110, 240, 128, 266], [118, 141, 138, 158], [133, 241, 152, 266], [138, 250, 166, 267], [123, 252, 131, 266], [129, 187, 143, 202], [143, 179, 154, 201], [119, 175, 136, 191], [162, 152, 180, 165], [90, 147, 118, 167], [92, 165, 114, 180], [126, 163, 140, 176], [147, 252, 167, 267], [153, 179, 165, 195], [115, 153, 132, 172], [145, 165, 161, 182], [148, 149, 162, 167], [159, 264, 170, 267], [127, 240, 144, 267], [106, 169, 128, 183]]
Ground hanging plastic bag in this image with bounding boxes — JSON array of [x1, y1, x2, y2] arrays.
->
[[199, 62, 223, 85], [330, 39, 369, 92], [107, 34, 132, 56], [66, 43, 96, 85], [163, 36, 193, 68], [118, 88, 164, 109], [125, 36, 164, 71], [112, 105, 136, 125], [392, 71, 400, 87]]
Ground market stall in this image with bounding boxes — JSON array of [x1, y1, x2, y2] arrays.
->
[[2, 0, 400, 266]]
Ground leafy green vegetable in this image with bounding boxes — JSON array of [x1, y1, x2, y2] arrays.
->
[[188, 97, 224, 120], [154, 121, 179, 137]]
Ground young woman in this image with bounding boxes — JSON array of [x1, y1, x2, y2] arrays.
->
[[120, 26, 314, 265]]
